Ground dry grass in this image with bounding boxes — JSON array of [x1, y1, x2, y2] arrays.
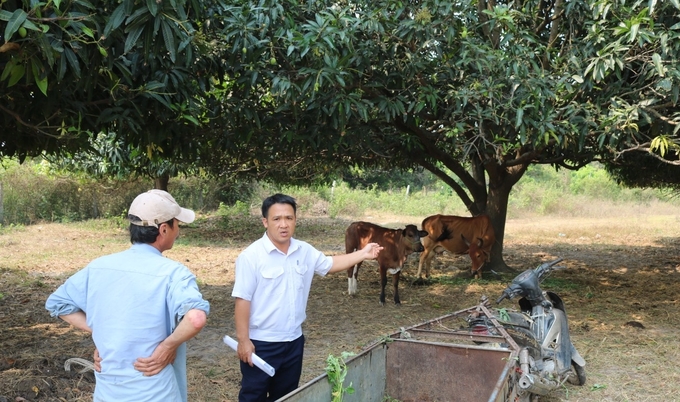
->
[[1, 210, 680, 401]]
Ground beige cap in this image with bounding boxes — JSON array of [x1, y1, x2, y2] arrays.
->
[[128, 189, 195, 227]]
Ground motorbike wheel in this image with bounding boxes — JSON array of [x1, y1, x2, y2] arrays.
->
[[567, 360, 586, 386]]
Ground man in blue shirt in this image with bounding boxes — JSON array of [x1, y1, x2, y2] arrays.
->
[[45, 189, 210, 402]]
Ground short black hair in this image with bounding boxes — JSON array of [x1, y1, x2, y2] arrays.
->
[[261, 193, 297, 218], [128, 215, 174, 244]]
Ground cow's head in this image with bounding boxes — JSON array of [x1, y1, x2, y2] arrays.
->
[[462, 234, 490, 278], [402, 224, 428, 253]]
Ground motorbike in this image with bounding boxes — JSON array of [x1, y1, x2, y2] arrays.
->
[[467, 258, 586, 399]]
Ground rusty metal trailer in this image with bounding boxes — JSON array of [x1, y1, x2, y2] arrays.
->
[[278, 298, 529, 402]]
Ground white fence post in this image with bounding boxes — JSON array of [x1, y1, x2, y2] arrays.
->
[[0, 181, 3, 224]]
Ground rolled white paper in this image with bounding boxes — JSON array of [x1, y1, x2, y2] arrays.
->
[[223, 335, 276, 377]]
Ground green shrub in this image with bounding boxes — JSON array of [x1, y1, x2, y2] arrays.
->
[[2, 158, 679, 225]]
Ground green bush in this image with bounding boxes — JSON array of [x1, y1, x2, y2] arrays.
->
[[0, 158, 256, 225], [570, 165, 621, 199], [2, 158, 678, 225]]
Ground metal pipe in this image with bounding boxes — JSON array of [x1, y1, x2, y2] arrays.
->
[[518, 348, 559, 395]]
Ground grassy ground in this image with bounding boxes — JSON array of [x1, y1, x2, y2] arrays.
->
[[1, 201, 680, 401]]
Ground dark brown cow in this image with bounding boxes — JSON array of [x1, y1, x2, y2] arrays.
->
[[345, 221, 428, 305], [417, 214, 496, 279]]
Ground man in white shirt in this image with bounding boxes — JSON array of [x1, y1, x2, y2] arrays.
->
[[46, 189, 209, 402], [231, 193, 383, 402]]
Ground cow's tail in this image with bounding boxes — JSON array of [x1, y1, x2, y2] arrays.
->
[[345, 225, 360, 295]]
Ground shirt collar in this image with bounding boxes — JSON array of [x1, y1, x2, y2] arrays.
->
[[261, 232, 299, 255], [131, 242, 162, 256]]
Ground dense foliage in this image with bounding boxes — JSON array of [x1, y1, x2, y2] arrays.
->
[[0, 0, 226, 161], [207, 0, 680, 269], [3, 0, 679, 270]]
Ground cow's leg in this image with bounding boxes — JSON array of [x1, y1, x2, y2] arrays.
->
[[392, 271, 401, 305], [416, 249, 435, 282], [379, 268, 387, 306], [416, 249, 429, 279], [423, 251, 436, 278], [347, 262, 361, 295]]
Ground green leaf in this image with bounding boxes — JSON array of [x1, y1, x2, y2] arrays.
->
[[1, 59, 15, 81], [670, 0, 680, 10], [629, 23, 639, 43], [146, 0, 159, 17], [652, 53, 664, 77], [104, 4, 127, 38], [144, 81, 165, 91], [4, 9, 28, 41], [0, 10, 13, 21], [514, 107, 524, 129], [81, 26, 95, 39], [183, 115, 200, 125], [35, 73, 48, 96], [21, 19, 41, 32], [124, 25, 145, 54], [161, 20, 176, 62], [8, 63, 25, 87], [63, 47, 81, 77], [58, 52, 67, 80]]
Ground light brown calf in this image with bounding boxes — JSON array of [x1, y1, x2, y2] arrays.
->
[[417, 214, 495, 279]]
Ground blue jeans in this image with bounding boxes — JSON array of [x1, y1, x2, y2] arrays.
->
[[238, 335, 305, 402]]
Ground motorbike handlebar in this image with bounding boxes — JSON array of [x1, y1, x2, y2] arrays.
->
[[538, 258, 564, 269], [535, 258, 564, 278], [496, 288, 516, 304], [497, 258, 566, 303], [496, 293, 508, 304]]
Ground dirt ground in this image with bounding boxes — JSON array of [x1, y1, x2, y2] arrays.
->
[[1, 213, 679, 401]]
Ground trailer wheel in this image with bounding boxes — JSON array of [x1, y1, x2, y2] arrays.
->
[[567, 360, 586, 386]]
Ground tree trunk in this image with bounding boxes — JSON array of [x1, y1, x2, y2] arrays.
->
[[484, 183, 513, 274], [155, 175, 170, 191]]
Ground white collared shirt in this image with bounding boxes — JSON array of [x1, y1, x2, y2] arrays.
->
[[232, 233, 333, 342]]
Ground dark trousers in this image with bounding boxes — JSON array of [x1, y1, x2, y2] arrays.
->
[[238, 335, 305, 402]]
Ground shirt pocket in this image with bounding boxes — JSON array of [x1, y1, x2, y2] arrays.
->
[[260, 266, 285, 292], [293, 264, 308, 290], [258, 266, 286, 298], [260, 266, 283, 282]]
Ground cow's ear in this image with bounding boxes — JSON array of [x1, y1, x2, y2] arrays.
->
[[420, 230, 428, 237]]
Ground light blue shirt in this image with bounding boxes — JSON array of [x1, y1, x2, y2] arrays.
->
[[232, 233, 333, 342], [45, 243, 210, 402]]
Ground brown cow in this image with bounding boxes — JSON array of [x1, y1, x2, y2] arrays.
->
[[417, 214, 495, 279], [345, 221, 428, 305]]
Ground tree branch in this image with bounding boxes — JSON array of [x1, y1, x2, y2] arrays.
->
[[0, 104, 64, 138]]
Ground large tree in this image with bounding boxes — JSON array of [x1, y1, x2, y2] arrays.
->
[[3, 0, 679, 273], [210, 0, 680, 271]]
